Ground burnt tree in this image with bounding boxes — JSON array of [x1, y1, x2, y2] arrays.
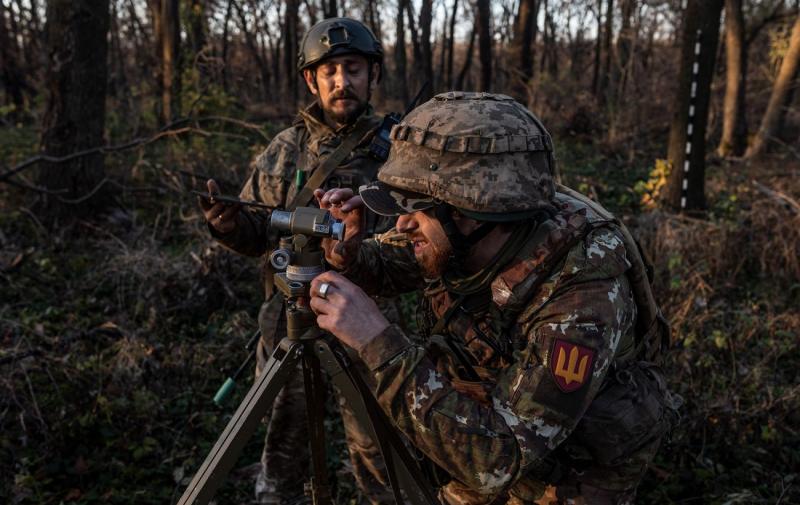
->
[[38, 0, 110, 218], [662, 0, 724, 212]]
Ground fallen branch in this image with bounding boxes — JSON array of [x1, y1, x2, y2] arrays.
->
[[752, 180, 800, 215], [0, 116, 269, 184]]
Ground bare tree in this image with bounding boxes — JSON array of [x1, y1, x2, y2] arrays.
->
[[323, 0, 337, 18], [662, 0, 724, 212], [0, 0, 29, 116], [284, 0, 300, 106], [456, 16, 477, 90], [718, 0, 749, 156], [476, 0, 492, 90], [395, 0, 409, 103], [38, 0, 110, 218], [445, 0, 459, 89], [746, 14, 800, 158], [510, 0, 539, 101], [420, 0, 434, 97]]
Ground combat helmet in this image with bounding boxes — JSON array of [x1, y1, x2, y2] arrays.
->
[[298, 18, 383, 75], [360, 92, 557, 222]]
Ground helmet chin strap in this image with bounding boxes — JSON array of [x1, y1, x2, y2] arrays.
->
[[433, 204, 496, 268]]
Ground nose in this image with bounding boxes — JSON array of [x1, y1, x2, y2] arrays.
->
[[334, 64, 350, 89], [396, 214, 418, 233]]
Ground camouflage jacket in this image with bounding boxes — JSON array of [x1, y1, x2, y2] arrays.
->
[[345, 192, 674, 504], [212, 101, 387, 260]]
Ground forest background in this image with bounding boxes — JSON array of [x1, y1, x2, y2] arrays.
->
[[1, 0, 799, 503]]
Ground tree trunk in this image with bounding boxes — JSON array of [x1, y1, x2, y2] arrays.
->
[[662, 0, 724, 212], [476, 0, 491, 91], [405, 0, 423, 92], [445, 0, 458, 89], [284, 0, 299, 106], [510, 0, 538, 101], [456, 21, 477, 90], [437, 2, 448, 93], [0, 1, 28, 116], [38, 0, 110, 219], [718, 0, 748, 157], [323, 0, 337, 18], [599, 0, 613, 102], [746, 15, 800, 158], [395, 0, 408, 103], [591, 0, 602, 95], [221, 0, 234, 91], [188, 0, 207, 57], [160, 0, 180, 123], [615, 0, 635, 100], [420, 0, 434, 99]]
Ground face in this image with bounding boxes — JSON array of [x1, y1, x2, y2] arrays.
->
[[396, 209, 454, 279], [303, 54, 378, 126]]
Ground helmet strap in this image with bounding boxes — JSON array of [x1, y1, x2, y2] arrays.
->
[[434, 204, 497, 264]]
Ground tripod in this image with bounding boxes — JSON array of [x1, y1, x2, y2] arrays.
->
[[178, 208, 438, 505]]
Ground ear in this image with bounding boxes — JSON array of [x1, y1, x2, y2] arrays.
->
[[303, 69, 319, 95]]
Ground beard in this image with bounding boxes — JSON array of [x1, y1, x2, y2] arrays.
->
[[323, 88, 369, 125], [415, 237, 453, 280]]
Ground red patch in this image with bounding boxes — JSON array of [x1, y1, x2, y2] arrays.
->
[[550, 340, 595, 393]]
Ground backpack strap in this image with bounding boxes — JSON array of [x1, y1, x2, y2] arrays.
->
[[287, 116, 377, 210], [555, 184, 670, 362]]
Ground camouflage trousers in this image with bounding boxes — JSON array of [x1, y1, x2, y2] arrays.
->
[[253, 295, 397, 505]]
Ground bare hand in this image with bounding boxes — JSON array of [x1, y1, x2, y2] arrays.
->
[[314, 188, 365, 270], [309, 271, 389, 352], [198, 179, 241, 234]]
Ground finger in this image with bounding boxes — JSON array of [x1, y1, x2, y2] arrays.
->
[[205, 201, 227, 221], [328, 188, 355, 205], [309, 296, 331, 315], [207, 179, 221, 196], [340, 195, 365, 212], [309, 271, 337, 296], [220, 203, 241, 221], [313, 188, 327, 207]]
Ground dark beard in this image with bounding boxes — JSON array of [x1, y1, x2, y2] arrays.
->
[[325, 97, 368, 125]]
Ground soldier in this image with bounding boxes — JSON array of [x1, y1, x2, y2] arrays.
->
[[309, 92, 680, 504], [198, 17, 394, 505]]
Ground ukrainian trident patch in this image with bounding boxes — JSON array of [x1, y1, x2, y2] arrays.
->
[[550, 340, 594, 393]]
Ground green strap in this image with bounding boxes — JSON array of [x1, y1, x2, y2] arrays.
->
[[287, 117, 377, 211]]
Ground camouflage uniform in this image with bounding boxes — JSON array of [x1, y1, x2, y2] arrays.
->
[[211, 101, 395, 504], [341, 92, 679, 504]]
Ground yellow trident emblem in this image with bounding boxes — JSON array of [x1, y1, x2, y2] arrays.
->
[[554, 345, 590, 386]]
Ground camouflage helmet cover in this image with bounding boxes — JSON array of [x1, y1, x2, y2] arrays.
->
[[298, 17, 384, 72], [360, 92, 556, 219]]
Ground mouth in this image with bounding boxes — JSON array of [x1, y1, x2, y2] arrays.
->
[[411, 236, 429, 254]]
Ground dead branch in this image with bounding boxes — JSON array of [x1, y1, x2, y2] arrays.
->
[[752, 180, 800, 215], [0, 117, 269, 184]]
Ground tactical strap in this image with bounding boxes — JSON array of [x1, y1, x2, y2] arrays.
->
[[555, 184, 670, 361], [288, 117, 377, 210]]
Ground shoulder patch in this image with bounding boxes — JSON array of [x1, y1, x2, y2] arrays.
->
[[550, 339, 594, 393]]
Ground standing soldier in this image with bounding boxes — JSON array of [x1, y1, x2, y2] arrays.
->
[[310, 92, 681, 504], [198, 18, 394, 505]]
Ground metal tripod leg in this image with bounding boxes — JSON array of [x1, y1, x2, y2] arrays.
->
[[177, 337, 305, 505], [314, 338, 440, 505]]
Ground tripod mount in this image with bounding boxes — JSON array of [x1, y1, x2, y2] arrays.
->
[[178, 207, 437, 505]]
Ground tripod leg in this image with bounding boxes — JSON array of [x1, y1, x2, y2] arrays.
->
[[178, 338, 305, 505], [314, 339, 440, 505], [302, 350, 332, 505]]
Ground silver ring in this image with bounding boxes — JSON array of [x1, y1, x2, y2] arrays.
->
[[318, 282, 331, 300]]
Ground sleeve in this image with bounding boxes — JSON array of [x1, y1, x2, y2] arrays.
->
[[356, 228, 637, 500], [210, 128, 299, 257], [342, 228, 427, 296]]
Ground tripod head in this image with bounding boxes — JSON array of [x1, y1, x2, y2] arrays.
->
[[268, 207, 345, 340]]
